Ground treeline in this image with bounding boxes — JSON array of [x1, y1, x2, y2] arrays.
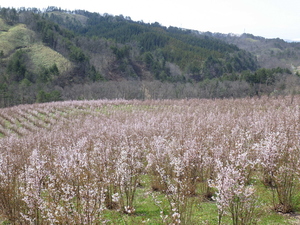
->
[[0, 7, 18, 25], [0, 67, 297, 108]]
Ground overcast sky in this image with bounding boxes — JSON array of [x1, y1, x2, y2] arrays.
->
[[1, 0, 300, 41]]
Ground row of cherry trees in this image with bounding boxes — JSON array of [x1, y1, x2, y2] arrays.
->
[[0, 97, 300, 224]]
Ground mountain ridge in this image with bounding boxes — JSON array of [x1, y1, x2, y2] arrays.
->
[[0, 6, 299, 107]]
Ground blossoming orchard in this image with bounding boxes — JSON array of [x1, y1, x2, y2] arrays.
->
[[0, 97, 300, 224]]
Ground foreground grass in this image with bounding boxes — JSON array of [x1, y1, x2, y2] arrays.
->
[[97, 178, 299, 224]]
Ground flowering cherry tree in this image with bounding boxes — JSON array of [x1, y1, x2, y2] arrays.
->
[[0, 97, 300, 224]]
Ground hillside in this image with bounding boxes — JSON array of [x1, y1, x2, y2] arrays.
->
[[0, 19, 73, 73], [0, 7, 299, 107], [208, 32, 300, 72], [43, 9, 259, 81]]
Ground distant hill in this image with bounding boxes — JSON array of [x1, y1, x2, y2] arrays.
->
[[205, 32, 300, 72], [0, 7, 299, 107]]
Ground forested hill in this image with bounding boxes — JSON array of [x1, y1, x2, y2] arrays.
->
[[205, 32, 300, 71], [0, 7, 299, 107], [29, 7, 260, 81]]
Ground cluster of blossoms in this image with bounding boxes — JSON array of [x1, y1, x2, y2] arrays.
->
[[0, 96, 299, 224], [210, 158, 259, 225]]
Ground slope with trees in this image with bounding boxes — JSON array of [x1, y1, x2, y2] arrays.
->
[[208, 32, 300, 72], [0, 6, 298, 107]]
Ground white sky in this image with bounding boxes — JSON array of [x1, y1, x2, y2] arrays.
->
[[1, 0, 300, 41]]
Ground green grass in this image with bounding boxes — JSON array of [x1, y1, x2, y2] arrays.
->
[[25, 43, 73, 73], [98, 176, 299, 224], [0, 23, 35, 56], [0, 19, 73, 73], [96, 104, 161, 115], [245, 38, 259, 43]]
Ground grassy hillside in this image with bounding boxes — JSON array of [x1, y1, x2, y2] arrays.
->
[[0, 21, 35, 56], [0, 17, 73, 75], [25, 44, 73, 73]]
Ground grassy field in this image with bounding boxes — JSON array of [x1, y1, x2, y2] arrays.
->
[[0, 97, 300, 224], [25, 43, 73, 73], [0, 20, 35, 56], [0, 18, 73, 73]]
